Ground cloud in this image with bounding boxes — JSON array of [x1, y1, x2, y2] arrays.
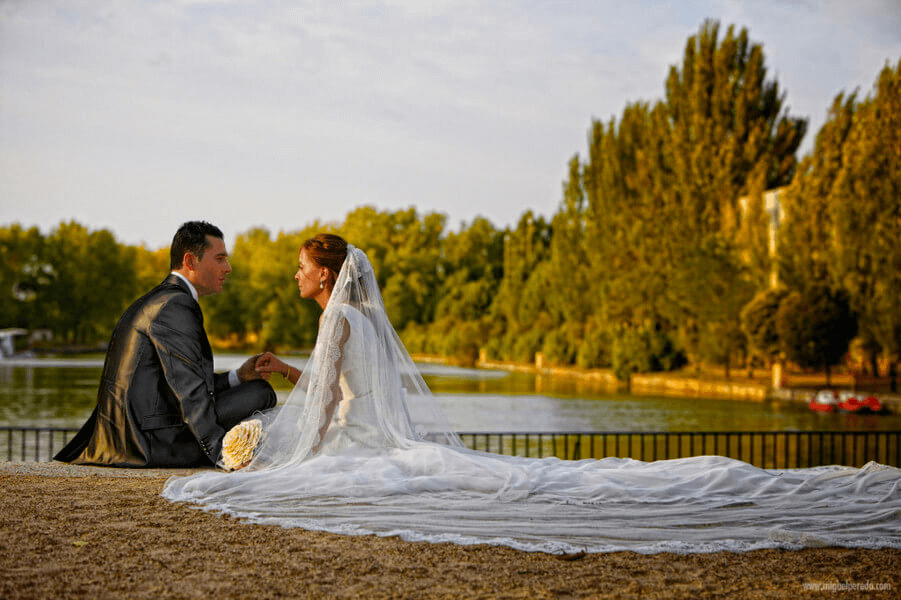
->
[[1, 1, 899, 247]]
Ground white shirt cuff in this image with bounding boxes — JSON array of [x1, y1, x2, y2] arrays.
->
[[228, 369, 241, 388]]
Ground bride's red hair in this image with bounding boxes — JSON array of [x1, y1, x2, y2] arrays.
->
[[301, 234, 348, 289]]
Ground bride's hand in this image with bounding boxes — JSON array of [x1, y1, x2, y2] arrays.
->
[[255, 352, 287, 379]]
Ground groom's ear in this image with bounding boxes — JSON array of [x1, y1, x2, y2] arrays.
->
[[183, 252, 197, 272]]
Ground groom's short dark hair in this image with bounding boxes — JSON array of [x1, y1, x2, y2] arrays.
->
[[170, 221, 224, 269]]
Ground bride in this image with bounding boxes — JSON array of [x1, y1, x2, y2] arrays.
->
[[163, 234, 901, 554]]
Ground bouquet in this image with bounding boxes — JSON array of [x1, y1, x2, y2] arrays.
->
[[221, 419, 263, 471]]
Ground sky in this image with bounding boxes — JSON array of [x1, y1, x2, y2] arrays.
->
[[2, 1, 900, 249]]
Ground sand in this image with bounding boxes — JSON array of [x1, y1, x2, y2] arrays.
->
[[1, 462, 899, 599]]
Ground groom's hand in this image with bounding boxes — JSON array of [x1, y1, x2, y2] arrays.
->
[[237, 353, 267, 382], [254, 352, 286, 380]]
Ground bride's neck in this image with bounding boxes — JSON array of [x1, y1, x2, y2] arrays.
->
[[315, 288, 331, 311]]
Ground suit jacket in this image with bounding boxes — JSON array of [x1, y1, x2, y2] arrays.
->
[[55, 275, 230, 467]]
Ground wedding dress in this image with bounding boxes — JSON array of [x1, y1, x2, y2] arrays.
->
[[163, 246, 901, 554]]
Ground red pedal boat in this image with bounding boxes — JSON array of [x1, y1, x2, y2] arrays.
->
[[836, 390, 886, 414], [809, 390, 839, 413], [809, 389, 889, 414]]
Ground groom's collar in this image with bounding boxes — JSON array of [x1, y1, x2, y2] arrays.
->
[[170, 271, 199, 302]]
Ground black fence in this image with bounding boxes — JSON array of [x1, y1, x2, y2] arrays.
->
[[3, 427, 78, 463], [3, 427, 901, 469], [460, 431, 901, 469]]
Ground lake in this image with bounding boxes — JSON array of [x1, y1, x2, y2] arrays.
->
[[2, 354, 900, 432]]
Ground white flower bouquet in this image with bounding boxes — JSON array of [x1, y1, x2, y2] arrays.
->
[[221, 419, 263, 471]]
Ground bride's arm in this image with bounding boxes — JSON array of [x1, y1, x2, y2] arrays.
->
[[312, 317, 351, 451]]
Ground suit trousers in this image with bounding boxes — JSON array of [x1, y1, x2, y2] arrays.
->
[[214, 380, 278, 430]]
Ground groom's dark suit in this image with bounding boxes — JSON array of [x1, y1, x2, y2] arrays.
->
[[55, 274, 276, 467]]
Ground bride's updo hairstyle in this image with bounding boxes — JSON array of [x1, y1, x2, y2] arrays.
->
[[301, 234, 348, 290]]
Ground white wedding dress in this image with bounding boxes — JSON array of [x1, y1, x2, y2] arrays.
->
[[163, 247, 901, 554]]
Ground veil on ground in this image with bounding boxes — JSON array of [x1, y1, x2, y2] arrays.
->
[[163, 246, 901, 555]]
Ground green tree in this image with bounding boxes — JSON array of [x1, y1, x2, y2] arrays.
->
[[341, 206, 446, 332], [545, 155, 591, 325], [203, 227, 287, 346], [45, 222, 138, 344], [134, 244, 170, 292], [663, 20, 806, 371], [0, 225, 53, 330], [414, 217, 504, 364], [828, 59, 901, 389], [487, 211, 551, 361], [259, 229, 322, 350], [665, 20, 805, 228], [777, 93, 857, 291], [671, 236, 755, 377], [611, 322, 683, 382], [741, 286, 790, 366], [434, 217, 504, 323], [583, 101, 675, 334], [776, 285, 857, 385], [203, 225, 323, 350]]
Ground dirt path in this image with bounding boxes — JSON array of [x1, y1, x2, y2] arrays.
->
[[1, 463, 899, 599]]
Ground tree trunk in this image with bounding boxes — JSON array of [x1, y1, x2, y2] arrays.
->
[[888, 358, 898, 394]]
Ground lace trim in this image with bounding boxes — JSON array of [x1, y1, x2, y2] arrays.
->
[[309, 310, 348, 450]]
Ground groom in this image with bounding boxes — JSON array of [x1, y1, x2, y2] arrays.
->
[[55, 221, 276, 468]]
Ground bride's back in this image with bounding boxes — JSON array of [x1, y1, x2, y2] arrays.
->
[[322, 304, 392, 452]]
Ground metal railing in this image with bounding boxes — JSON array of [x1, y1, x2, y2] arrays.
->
[[3, 427, 900, 469], [459, 430, 901, 469], [3, 427, 79, 463]]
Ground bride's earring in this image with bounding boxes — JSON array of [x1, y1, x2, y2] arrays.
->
[[319, 279, 324, 289]]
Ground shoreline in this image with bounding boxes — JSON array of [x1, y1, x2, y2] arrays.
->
[[438, 354, 901, 412], [2, 461, 900, 599]]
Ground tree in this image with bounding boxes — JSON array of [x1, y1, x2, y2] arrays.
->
[[545, 155, 591, 326], [0, 224, 53, 330], [486, 211, 551, 361], [574, 20, 806, 376], [259, 229, 322, 350], [134, 245, 170, 292], [670, 236, 755, 377], [611, 322, 683, 382], [665, 20, 805, 224], [341, 206, 446, 332], [583, 101, 675, 332], [434, 216, 504, 323], [741, 287, 790, 365], [413, 217, 505, 364], [45, 222, 137, 344], [828, 59, 901, 389], [777, 93, 857, 291], [663, 20, 806, 371], [776, 285, 857, 385]]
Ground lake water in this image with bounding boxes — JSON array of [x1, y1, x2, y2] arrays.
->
[[2, 354, 900, 432]]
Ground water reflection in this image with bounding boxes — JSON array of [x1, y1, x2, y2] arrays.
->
[[0, 361, 102, 427], [2, 355, 900, 432]]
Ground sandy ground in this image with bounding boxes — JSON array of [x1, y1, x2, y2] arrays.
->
[[1, 462, 899, 599]]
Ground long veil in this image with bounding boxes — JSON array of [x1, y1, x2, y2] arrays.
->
[[163, 246, 901, 555]]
